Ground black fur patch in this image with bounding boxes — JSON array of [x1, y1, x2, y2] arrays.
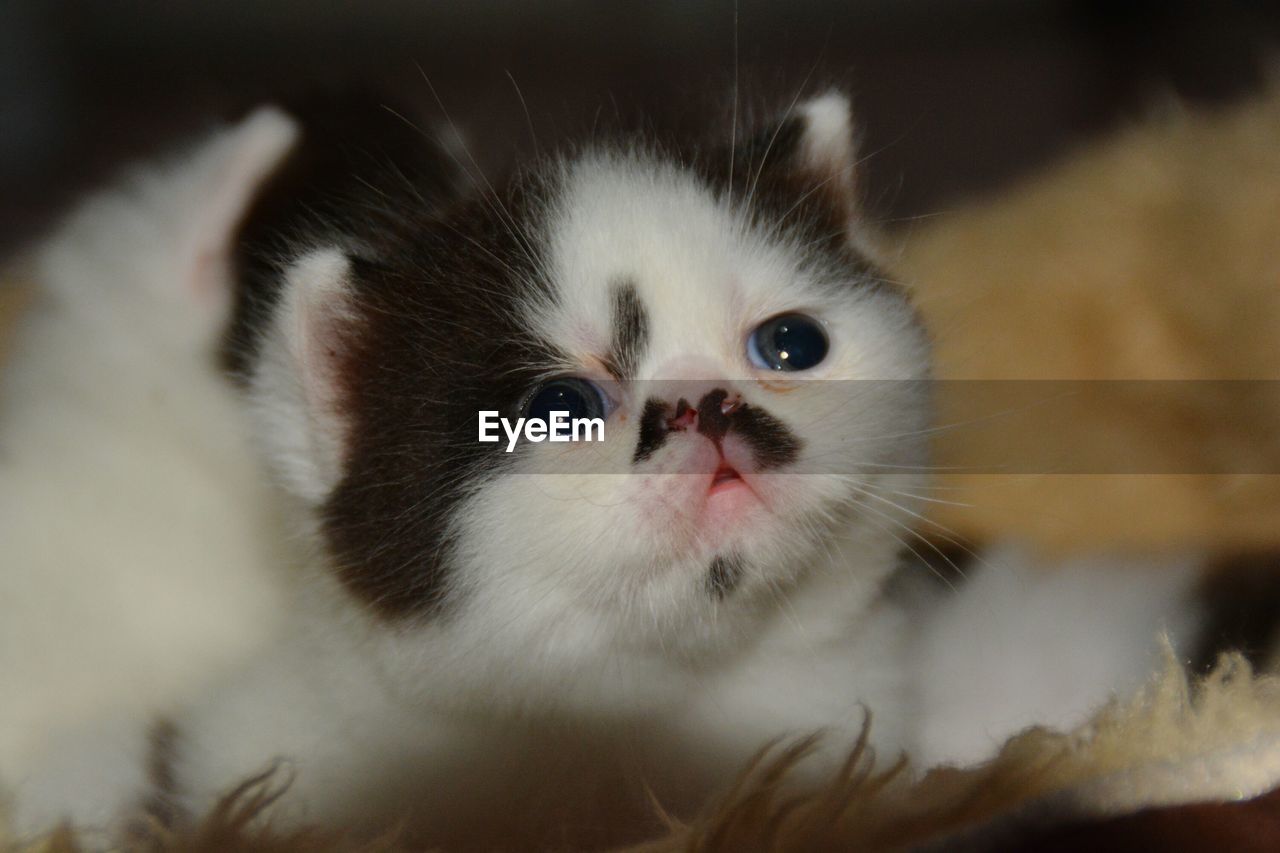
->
[[694, 104, 885, 295], [604, 279, 649, 380], [634, 397, 672, 463], [729, 404, 803, 469], [228, 98, 562, 620], [224, 94, 466, 381], [319, 185, 561, 620], [136, 718, 185, 832], [634, 389, 803, 470], [707, 553, 745, 599]]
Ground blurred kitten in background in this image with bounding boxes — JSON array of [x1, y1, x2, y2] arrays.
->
[[0, 109, 296, 793]]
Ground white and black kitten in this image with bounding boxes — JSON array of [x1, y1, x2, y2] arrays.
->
[[7, 89, 931, 846], [4, 91, 1219, 848], [219, 89, 928, 844]]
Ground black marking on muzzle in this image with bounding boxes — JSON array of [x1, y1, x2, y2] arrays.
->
[[632, 388, 803, 470], [728, 404, 802, 469], [634, 397, 672, 463], [695, 388, 732, 444]]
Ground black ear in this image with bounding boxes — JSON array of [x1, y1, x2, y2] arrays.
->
[[734, 91, 863, 226]]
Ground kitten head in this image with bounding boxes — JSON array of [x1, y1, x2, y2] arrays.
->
[[237, 92, 929, 670]]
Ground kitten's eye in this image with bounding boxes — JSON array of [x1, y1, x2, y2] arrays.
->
[[747, 313, 829, 371], [522, 377, 610, 422]]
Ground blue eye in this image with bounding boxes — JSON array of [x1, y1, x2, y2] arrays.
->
[[747, 313, 829, 371], [523, 377, 609, 422]]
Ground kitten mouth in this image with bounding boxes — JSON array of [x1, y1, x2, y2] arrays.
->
[[709, 463, 744, 493]]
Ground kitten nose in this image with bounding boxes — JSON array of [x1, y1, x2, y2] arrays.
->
[[667, 398, 697, 430], [696, 389, 741, 443], [633, 384, 747, 464], [667, 388, 744, 441]]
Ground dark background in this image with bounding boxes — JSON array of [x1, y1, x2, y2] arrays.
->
[[2, 0, 1278, 253]]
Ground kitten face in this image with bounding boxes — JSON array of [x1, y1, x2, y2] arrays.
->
[[242, 93, 929, 661]]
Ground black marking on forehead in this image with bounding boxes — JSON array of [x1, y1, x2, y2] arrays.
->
[[707, 553, 745, 599], [604, 279, 649, 380]]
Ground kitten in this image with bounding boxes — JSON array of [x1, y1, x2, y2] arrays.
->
[[0, 109, 298, 826], [11, 89, 930, 846], [208, 90, 930, 846]]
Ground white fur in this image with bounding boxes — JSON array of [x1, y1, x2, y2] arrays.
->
[[911, 544, 1204, 767], [1, 109, 298, 837], [795, 91, 858, 183], [250, 248, 356, 503]]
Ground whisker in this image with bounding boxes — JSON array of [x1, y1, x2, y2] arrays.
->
[[856, 506, 963, 594], [505, 69, 540, 160], [740, 75, 811, 223], [727, 0, 740, 209], [410, 66, 545, 277], [849, 481, 992, 576]]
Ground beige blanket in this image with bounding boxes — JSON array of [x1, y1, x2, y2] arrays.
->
[[898, 86, 1280, 555]]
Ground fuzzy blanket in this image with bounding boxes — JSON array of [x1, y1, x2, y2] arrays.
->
[[897, 84, 1280, 555]]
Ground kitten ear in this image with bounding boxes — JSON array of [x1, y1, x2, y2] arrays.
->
[[744, 91, 861, 218], [740, 91, 879, 256], [792, 92, 859, 209], [181, 107, 299, 315], [253, 248, 360, 503]]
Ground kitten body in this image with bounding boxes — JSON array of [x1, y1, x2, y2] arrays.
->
[[162, 92, 930, 845], [0, 109, 297, 799]]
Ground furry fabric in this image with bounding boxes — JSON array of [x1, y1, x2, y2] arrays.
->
[[896, 84, 1280, 554], [629, 652, 1280, 851]]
